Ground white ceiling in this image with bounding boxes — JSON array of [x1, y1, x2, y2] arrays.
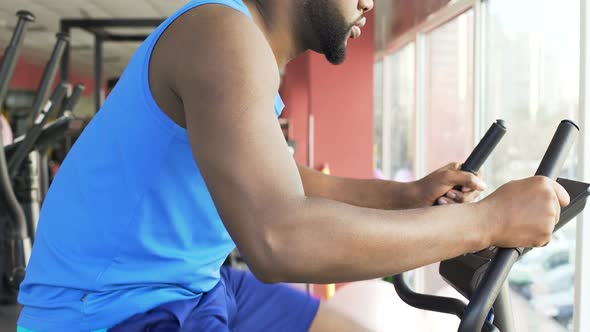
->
[[0, 0, 189, 78]]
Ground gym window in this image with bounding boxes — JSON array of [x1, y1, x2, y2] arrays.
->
[[374, 0, 587, 330]]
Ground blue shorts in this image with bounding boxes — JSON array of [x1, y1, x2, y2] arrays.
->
[[109, 267, 320, 331]]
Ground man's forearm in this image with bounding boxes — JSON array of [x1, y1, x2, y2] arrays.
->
[[297, 164, 422, 210], [262, 196, 491, 284]]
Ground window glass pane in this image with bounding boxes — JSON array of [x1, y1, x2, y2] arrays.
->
[[421, 8, 476, 302], [484, 0, 580, 330], [387, 43, 416, 181], [425, 10, 475, 173]]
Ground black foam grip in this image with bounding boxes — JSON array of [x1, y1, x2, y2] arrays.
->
[[462, 120, 507, 173], [535, 120, 579, 179]]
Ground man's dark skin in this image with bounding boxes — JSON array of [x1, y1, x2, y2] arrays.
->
[[147, 0, 570, 330]]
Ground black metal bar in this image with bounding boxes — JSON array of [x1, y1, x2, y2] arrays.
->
[[58, 84, 85, 117], [392, 274, 499, 331], [84, 28, 149, 41], [5, 116, 73, 156], [458, 249, 520, 332], [0, 122, 30, 292], [85, 27, 107, 38], [95, 35, 104, 113], [0, 133, 28, 237], [39, 152, 49, 202], [31, 33, 69, 120], [393, 120, 507, 331], [518, 120, 581, 255], [60, 22, 71, 84], [0, 11, 35, 290], [393, 274, 466, 317], [0, 11, 36, 107], [434, 120, 506, 203], [19, 150, 42, 242], [106, 35, 150, 42], [8, 84, 68, 178], [61, 18, 164, 29], [491, 283, 515, 331]]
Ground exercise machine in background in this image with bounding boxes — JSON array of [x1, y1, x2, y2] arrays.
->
[[0, 10, 85, 308]]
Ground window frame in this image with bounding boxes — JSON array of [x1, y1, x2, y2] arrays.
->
[[574, 1, 590, 331]]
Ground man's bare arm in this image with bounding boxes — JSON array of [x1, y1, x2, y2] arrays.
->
[[158, 5, 567, 284], [296, 164, 418, 210], [297, 163, 486, 210]]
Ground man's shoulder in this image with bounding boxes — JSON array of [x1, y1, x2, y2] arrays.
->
[[165, 3, 261, 55], [155, 3, 280, 98]]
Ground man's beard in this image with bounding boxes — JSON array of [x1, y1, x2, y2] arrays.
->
[[303, 1, 354, 65]]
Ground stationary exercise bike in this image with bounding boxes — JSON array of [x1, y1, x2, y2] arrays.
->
[[392, 119, 589, 332]]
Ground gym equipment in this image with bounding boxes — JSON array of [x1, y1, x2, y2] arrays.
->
[[8, 83, 68, 177], [11, 33, 69, 137], [2, 29, 70, 248], [39, 83, 85, 199], [3, 27, 69, 249], [29, 33, 69, 121], [457, 120, 506, 176], [434, 120, 506, 203], [0, 11, 36, 298], [59, 84, 85, 118], [393, 120, 589, 332], [0, 11, 81, 303], [0, 11, 35, 106], [5, 114, 80, 159]]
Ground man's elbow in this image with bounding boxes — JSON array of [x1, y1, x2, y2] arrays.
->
[[241, 223, 294, 284], [248, 263, 283, 284]]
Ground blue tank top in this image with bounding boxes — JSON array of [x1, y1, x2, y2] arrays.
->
[[17, 1, 284, 331]]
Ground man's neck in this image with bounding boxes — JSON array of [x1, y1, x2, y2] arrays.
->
[[243, 0, 305, 70]]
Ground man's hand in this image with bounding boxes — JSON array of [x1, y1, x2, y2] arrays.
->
[[413, 163, 487, 207], [480, 177, 570, 248]]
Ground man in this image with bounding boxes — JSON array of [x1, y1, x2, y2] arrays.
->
[[18, 0, 570, 331]]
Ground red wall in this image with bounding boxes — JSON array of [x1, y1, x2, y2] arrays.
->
[[1, 55, 95, 96], [280, 55, 311, 166], [390, 0, 451, 40], [280, 10, 375, 180]]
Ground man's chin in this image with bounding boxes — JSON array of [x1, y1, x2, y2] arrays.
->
[[324, 45, 347, 65], [326, 54, 347, 65]]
